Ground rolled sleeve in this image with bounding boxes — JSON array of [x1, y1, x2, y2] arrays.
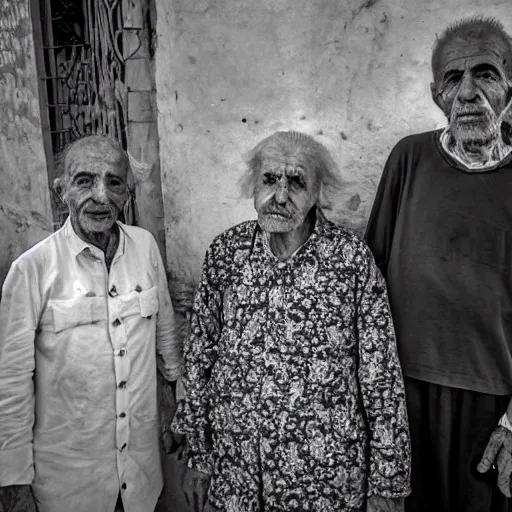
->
[[151, 238, 183, 382], [0, 261, 38, 486]]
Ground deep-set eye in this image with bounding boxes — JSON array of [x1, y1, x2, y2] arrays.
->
[[108, 178, 124, 188], [263, 173, 277, 185], [75, 176, 92, 187], [445, 72, 463, 86], [289, 175, 305, 189], [476, 70, 497, 81]]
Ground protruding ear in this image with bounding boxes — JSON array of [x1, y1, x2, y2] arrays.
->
[[505, 81, 512, 110], [53, 177, 65, 202], [431, 82, 443, 111], [431, 81, 451, 120], [500, 84, 512, 144]]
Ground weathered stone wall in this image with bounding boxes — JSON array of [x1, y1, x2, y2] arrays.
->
[[155, 0, 511, 287], [0, 0, 53, 289]]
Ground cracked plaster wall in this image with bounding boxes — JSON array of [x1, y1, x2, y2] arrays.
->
[[155, 0, 511, 286], [0, 0, 53, 288]]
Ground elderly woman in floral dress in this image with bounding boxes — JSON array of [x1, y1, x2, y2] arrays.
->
[[172, 131, 410, 512]]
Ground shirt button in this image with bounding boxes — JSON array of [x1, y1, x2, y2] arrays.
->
[[119, 412, 126, 418], [109, 285, 118, 297], [118, 349, 126, 357], [119, 381, 127, 388], [121, 483, 127, 490], [113, 318, 121, 327]]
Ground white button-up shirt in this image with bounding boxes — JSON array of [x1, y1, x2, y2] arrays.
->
[[0, 218, 182, 512]]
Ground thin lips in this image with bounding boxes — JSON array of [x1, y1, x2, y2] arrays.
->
[[266, 211, 290, 218], [457, 111, 484, 118]]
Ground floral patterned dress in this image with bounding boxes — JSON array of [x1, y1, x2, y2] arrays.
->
[[172, 211, 410, 511]]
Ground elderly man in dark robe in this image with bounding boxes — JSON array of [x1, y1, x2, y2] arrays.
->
[[173, 131, 411, 512], [0, 135, 182, 512], [365, 17, 512, 512]]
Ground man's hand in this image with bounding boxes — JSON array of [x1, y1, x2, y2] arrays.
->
[[157, 371, 177, 454], [477, 425, 512, 497], [0, 485, 37, 512], [183, 468, 210, 512], [367, 496, 404, 512]]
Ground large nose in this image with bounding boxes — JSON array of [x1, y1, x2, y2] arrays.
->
[[91, 179, 109, 203], [274, 179, 289, 204], [458, 72, 478, 103]]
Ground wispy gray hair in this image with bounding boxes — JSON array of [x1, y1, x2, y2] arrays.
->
[[239, 131, 343, 209]]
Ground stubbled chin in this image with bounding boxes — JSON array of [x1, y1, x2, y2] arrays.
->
[[258, 214, 298, 233], [452, 117, 499, 144]]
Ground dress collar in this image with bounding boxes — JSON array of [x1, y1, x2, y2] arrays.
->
[[256, 207, 326, 261]]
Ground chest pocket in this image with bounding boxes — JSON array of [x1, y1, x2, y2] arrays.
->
[[50, 297, 107, 333], [139, 286, 159, 317], [117, 285, 160, 319]]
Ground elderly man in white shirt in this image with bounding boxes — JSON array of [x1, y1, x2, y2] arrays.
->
[[0, 135, 182, 512]]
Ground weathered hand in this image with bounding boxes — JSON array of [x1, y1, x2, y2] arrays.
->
[[367, 496, 404, 512], [157, 371, 177, 454], [0, 485, 37, 512], [478, 425, 512, 497], [183, 467, 210, 512], [176, 375, 186, 402]]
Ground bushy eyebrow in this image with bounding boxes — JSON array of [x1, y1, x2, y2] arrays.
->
[[71, 171, 93, 181], [443, 62, 501, 80], [70, 170, 125, 182], [286, 166, 306, 177], [443, 68, 463, 79], [472, 63, 500, 75], [262, 165, 307, 174], [105, 172, 126, 181]]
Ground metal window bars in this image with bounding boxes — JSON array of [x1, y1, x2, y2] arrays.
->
[[34, 0, 130, 227], [38, 0, 128, 153]]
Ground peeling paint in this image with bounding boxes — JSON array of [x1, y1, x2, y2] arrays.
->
[[0, 0, 53, 287], [361, 0, 380, 10], [346, 193, 361, 212]]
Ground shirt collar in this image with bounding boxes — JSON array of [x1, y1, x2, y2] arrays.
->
[[63, 216, 126, 260]]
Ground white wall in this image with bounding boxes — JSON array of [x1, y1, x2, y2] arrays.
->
[[155, 0, 511, 285]]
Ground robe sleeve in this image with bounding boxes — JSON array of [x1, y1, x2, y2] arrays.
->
[[0, 260, 39, 486], [364, 143, 405, 279], [354, 245, 411, 499], [171, 246, 221, 475]]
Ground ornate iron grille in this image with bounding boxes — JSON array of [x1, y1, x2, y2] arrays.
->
[[38, 0, 128, 155]]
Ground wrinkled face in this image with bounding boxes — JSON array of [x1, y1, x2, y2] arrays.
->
[[433, 35, 511, 147], [62, 140, 130, 238], [254, 156, 319, 233]]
